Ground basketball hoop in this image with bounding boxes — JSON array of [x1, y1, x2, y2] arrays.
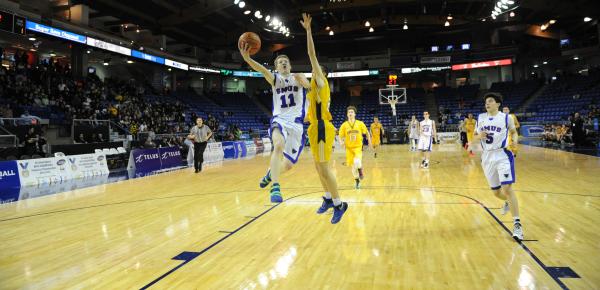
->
[[379, 84, 407, 117]]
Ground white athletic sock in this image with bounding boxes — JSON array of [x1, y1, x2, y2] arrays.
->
[[333, 198, 341, 206], [324, 192, 332, 199]]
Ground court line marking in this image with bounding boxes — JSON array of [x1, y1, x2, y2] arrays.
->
[[438, 189, 572, 290], [4, 184, 597, 223], [139, 190, 320, 290]]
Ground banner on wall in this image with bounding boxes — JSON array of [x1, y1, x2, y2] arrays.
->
[[245, 141, 257, 157], [66, 153, 110, 179], [159, 146, 183, 169], [222, 141, 237, 159], [437, 132, 460, 143], [204, 142, 224, 163], [16, 157, 63, 187], [127, 147, 184, 177], [235, 141, 247, 158], [0, 160, 21, 189], [520, 125, 545, 137]]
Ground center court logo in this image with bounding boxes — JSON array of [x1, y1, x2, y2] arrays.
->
[[135, 153, 159, 163]]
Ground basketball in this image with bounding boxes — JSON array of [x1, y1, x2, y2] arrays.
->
[[238, 32, 261, 55]]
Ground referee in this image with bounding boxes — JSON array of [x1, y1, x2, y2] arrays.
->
[[188, 117, 213, 173]]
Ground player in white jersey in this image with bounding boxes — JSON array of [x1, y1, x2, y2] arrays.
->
[[239, 44, 310, 203], [469, 92, 523, 241], [408, 115, 419, 151], [417, 111, 436, 169]]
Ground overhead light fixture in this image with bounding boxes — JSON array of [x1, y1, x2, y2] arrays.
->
[[543, 61, 548, 64], [244, 10, 251, 15], [364, 21, 370, 27], [28, 37, 36, 41], [127, 60, 133, 63], [403, 24, 408, 30], [506, 0, 514, 3], [50, 52, 56, 57], [573, 56, 579, 60], [501, 4, 508, 9], [549, 19, 556, 24], [444, 20, 450, 27], [482, 18, 486, 22], [540, 24, 547, 31], [494, 6, 501, 13], [369, 27, 374, 32], [285, 32, 290, 37], [491, 15, 497, 20], [326, 26, 330, 31], [200, 77, 204, 80], [86, 50, 91, 54], [168, 68, 172, 71], [533, 64, 538, 68], [136, 29, 140, 33], [584, 17, 592, 22], [265, 15, 271, 22], [254, 11, 261, 17], [234, 0, 240, 4], [238, 1, 245, 8], [501, 0, 509, 3], [509, 11, 515, 17], [103, 62, 109, 66], [234, 78, 238, 81], [272, 18, 280, 25], [329, 30, 334, 36], [447, 15, 453, 20], [30, 48, 37, 52]]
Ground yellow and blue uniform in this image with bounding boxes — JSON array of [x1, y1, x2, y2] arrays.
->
[[307, 77, 336, 162], [339, 120, 368, 167], [465, 118, 476, 142]]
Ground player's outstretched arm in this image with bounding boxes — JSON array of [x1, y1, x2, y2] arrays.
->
[[239, 42, 274, 86], [301, 13, 325, 89]]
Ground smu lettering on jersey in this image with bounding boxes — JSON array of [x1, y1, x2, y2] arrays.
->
[[420, 120, 434, 136], [475, 112, 515, 151], [272, 73, 307, 123]]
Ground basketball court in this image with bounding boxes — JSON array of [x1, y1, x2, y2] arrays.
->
[[1, 144, 598, 289]]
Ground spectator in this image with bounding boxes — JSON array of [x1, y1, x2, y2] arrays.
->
[[571, 112, 585, 147]]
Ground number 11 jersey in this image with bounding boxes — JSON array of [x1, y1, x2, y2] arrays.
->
[[272, 73, 307, 124]]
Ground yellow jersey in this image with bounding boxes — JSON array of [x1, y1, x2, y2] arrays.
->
[[306, 77, 332, 123], [465, 118, 476, 132], [370, 122, 383, 137], [339, 120, 368, 149]]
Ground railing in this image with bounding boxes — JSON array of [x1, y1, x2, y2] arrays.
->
[[72, 119, 131, 142], [0, 117, 42, 126]]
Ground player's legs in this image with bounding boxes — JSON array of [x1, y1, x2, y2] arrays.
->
[[411, 138, 417, 151], [372, 137, 380, 157], [466, 131, 475, 155], [268, 127, 285, 202]]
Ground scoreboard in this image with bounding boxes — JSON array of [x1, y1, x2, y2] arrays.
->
[[0, 10, 25, 35]]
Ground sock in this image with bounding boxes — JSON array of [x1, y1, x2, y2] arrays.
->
[[265, 169, 271, 180], [513, 216, 520, 224], [333, 198, 341, 206], [324, 192, 332, 199]]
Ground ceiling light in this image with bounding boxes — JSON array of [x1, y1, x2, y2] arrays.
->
[[244, 10, 251, 15], [509, 11, 515, 17], [265, 15, 271, 22], [103, 62, 109, 66], [285, 33, 290, 37], [168, 68, 172, 71], [28, 37, 36, 41], [506, 0, 514, 3], [364, 21, 370, 27], [573, 56, 579, 60], [272, 18, 280, 25], [491, 15, 497, 20], [549, 19, 556, 24], [540, 24, 547, 31], [234, 0, 240, 4], [543, 61, 548, 64], [501, 4, 508, 9], [86, 50, 91, 54], [369, 27, 374, 32], [482, 18, 486, 22], [254, 11, 261, 17], [326, 26, 330, 30], [136, 29, 140, 33], [444, 20, 450, 27], [238, 1, 245, 8], [127, 60, 133, 63], [403, 24, 408, 30], [584, 17, 592, 22], [533, 64, 538, 68], [447, 15, 453, 20], [50, 53, 56, 57], [200, 77, 204, 80], [494, 7, 501, 13], [501, 0, 509, 3], [329, 30, 334, 36]]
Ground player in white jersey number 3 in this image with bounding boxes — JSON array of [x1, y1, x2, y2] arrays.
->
[[470, 92, 523, 241]]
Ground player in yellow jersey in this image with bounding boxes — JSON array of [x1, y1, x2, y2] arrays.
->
[[370, 116, 385, 158], [339, 106, 372, 189], [503, 106, 520, 157], [464, 113, 476, 156], [301, 13, 347, 223]]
